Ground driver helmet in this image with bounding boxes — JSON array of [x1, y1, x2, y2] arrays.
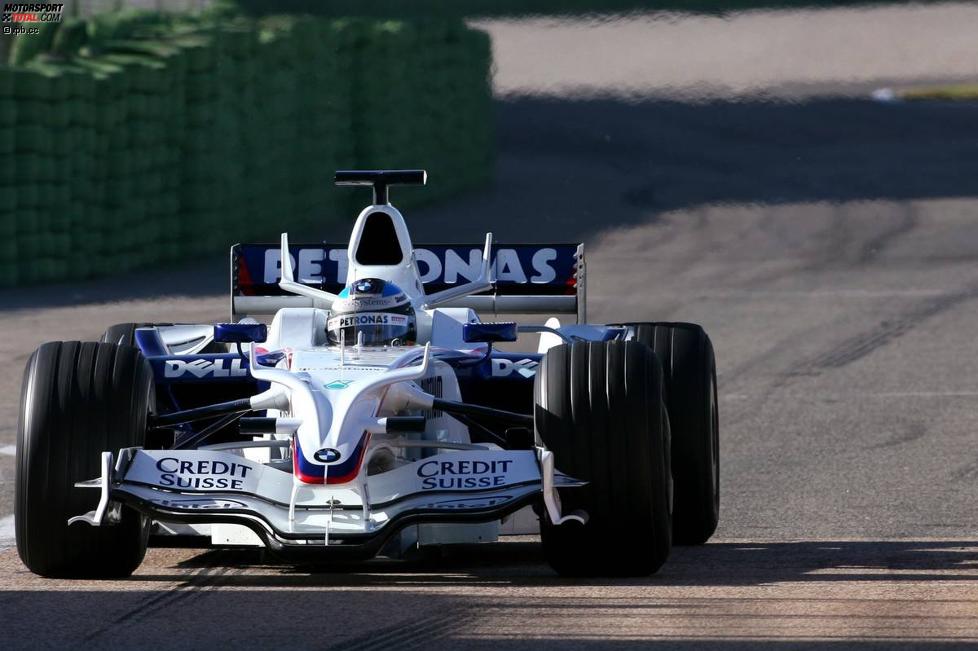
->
[[326, 278, 416, 347]]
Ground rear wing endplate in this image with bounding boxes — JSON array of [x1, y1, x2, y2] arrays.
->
[[231, 243, 586, 323]]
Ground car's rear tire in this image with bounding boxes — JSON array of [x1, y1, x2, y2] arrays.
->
[[534, 340, 672, 576], [614, 322, 719, 545], [15, 341, 153, 578], [100, 322, 144, 346]]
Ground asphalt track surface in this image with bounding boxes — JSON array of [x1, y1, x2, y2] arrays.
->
[[2, 4, 978, 649]]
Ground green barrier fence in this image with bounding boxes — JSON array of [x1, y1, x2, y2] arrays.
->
[[231, 0, 942, 19], [0, 11, 493, 287]]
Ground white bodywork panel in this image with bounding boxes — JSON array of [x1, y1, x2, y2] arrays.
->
[[426, 307, 482, 350], [211, 523, 264, 546], [346, 204, 428, 299], [266, 308, 330, 350], [538, 317, 564, 354]]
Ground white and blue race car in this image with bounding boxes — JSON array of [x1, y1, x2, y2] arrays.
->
[[15, 170, 719, 578]]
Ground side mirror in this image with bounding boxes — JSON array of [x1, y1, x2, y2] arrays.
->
[[462, 322, 518, 344], [213, 323, 267, 344]]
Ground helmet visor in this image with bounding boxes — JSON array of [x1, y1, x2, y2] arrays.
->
[[326, 312, 415, 347]]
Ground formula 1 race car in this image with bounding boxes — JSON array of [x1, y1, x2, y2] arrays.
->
[[15, 170, 719, 578]]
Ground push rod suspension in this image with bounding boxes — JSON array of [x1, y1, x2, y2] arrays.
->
[[431, 398, 533, 427], [151, 398, 253, 428]]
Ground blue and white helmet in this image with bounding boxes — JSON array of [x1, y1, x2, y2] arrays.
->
[[326, 278, 416, 347]]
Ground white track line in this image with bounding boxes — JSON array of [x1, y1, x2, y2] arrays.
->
[[0, 445, 15, 457], [0, 515, 15, 551]]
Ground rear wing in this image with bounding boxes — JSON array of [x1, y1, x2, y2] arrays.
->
[[230, 242, 586, 323]]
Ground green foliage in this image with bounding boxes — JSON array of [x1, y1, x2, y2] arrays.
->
[[900, 84, 978, 102], [0, 12, 493, 286], [50, 18, 88, 59], [229, 0, 940, 18], [9, 21, 60, 66]]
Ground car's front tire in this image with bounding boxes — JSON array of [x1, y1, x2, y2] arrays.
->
[[534, 340, 672, 576], [16, 341, 153, 578]]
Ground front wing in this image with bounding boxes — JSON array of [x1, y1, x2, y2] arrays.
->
[[73, 447, 585, 557]]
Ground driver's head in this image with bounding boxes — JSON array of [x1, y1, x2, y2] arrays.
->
[[326, 278, 416, 347]]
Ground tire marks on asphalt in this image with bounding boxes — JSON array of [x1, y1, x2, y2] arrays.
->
[[863, 421, 928, 451], [334, 608, 475, 651], [82, 552, 238, 643], [857, 204, 917, 265], [796, 282, 978, 373], [950, 459, 978, 483]]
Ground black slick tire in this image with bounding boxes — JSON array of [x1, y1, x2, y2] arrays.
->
[[15, 341, 153, 578], [100, 322, 143, 346], [534, 340, 671, 577], [614, 322, 719, 545]]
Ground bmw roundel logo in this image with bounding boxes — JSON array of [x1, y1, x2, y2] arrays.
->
[[353, 278, 379, 294], [314, 448, 341, 463]]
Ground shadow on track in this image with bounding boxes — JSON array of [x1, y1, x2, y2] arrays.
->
[[2, 541, 975, 649], [123, 539, 978, 588], [413, 96, 978, 245], [2, 95, 976, 313]]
